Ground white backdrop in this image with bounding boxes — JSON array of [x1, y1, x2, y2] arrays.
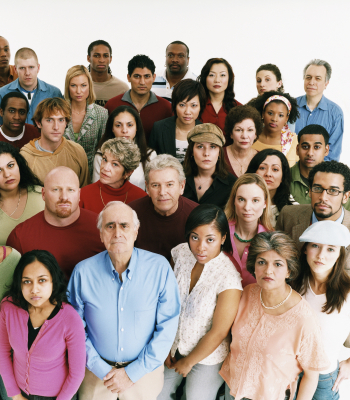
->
[[3, 0, 350, 397]]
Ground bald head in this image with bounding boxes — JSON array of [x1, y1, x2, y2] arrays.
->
[[44, 166, 79, 188], [97, 201, 140, 231], [0, 37, 10, 70]]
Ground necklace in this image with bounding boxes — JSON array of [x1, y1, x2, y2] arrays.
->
[[230, 147, 252, 175], [234, 231, 253, 243], [72, 109, 86, 115], [100, 186, 128, 206], [260, 284, 292, 310], [1, 190, 21, 217]]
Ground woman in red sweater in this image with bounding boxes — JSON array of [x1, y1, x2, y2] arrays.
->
[[0, 250, 86, 400], [80, 137, 147, 214]]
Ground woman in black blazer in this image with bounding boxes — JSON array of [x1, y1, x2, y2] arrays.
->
[[149, 79, 206, 163]]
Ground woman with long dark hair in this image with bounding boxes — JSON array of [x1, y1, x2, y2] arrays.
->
[[0, 142, 44, 244]]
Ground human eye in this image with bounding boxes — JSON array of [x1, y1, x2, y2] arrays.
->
[[276, 262, 283, 267], [191, 235, 198, 241], [46, 118, 52, 122], [22, 280, 31, 284], [178, 54, 185, 59], [151, 183, 159, 188], [253, 199, 260, 203], [237, 197, 245, 202], [208, 73, 214, 77], [257, 260, 265, 265], [273, 168, 279, 172], [20, 110, 26, 115], [311, 243, 319, 248], [266, 78, 270, 82], [167, 182, 174, 187], [328, 188, 339, 195], [8, 163, 15, 168], [39, 279, 47, 283], [210, 144, 218, 149], [327, 247, 335, 252], [279, 113, 284, 118], [68, 188, 75, 192], [301, 145, 309, 150], [267, 111, 273, 115], [314, 145, 321, 150], [221, 73, 226, 77], [207, 238, 214, 243], [196, 144, 203, 149], [102, 156, 107, 162], [258, 165, 265, 171], [113, 163, 119, 167], [179, 103, 185, 107], [145, 75, 151, 79]]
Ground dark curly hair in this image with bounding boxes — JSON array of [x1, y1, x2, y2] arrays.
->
[[308, 160, 350, 192], [246, 149, 293, 212], [198, 58, 239, 114], [3, 250, 69, 311], [253, 90, 299, 124], [1, 92, 29, 111], [87, 40, 112, 74], [224, 105, 263, 142], [0, 142, 42, 201], [256, 64, 284, 93], [171, 79, 207, 119], [96, 106, 152, 172], [127, 54, 155, 76]]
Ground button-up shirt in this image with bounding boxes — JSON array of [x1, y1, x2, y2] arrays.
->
[[312, 207, 345, 224], [67, 248, 180, 383], [295, 95, 344, 161], [290, 162, 310, 204]]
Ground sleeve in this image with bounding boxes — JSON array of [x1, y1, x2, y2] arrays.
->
[[148, 125, 159, 154], [92, 153, 102, 183], [6, 227, 23, 254], [324, 108, 344, 162], [124, 265, 180, 383], [67, 270, 112, 381], [56, 308, 86, 400], [0, 302, 21, 397], [78, 149, 90, 187], [217, 262, 243, 294], [97, 108, 108, 144], [275, 207, 285, 231], [54, 87, 64, 99]]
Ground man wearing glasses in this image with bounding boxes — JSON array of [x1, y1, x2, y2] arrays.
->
[[277, 160, 350, 269]]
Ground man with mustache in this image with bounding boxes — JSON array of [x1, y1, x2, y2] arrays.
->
[[0, 36, 18, 88], [276, 160, 350, 270], [151, 41, 197, 102], [6, 166, 105, 278]]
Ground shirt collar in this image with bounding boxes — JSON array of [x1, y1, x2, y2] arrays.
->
[[300, 94, 328, 111], [312, 207, 345, 224], [105, 247, 137, 280], [122, 89, 158, 106]]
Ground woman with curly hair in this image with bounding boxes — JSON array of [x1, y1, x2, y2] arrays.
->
[[247, 148, 298, 228], [251, 90, 300, 167], [198, 58, 241, 145]]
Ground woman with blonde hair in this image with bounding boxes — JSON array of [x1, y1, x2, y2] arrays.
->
[[224, 173, 274, 287], [64, 65, 108, 176]]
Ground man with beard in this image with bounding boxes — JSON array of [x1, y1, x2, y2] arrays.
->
[[152, 41, 197, 102], [276, 160, 350, 270], [6, 166, 105, 278]]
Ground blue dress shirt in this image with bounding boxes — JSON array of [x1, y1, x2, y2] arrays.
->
[[67, 248, 180, 383], [311, 207, 345, 224], [0, 78, 63, 125], [295, 95, 344, 161]]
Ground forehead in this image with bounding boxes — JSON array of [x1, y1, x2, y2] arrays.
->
[[113, 111, 135, 122], [265, 101, 288, 113], [148, 167, 180, 183], [46, 171, 79, 188], [131, 67, 153, 76], [305, 64, 327, 78], [0, 153, 16, 167], [42, 110, 65, 120], [313, 171, 344, 188], [257, 250, 286, 262], [256, 70, 277, 79], [300, 134, 325, 145], [209, 63, 228, 73], [70, 74, 89, 83], [91, 44, 110, 55], [22, 260, 51, 277], [234, 118, 255, 127], [192, 222, 221, 236], [261, 155, 282, 166], [0, 37, 9, 48], [236, 183, 264, 197], [16, 57, 38, 67], [166, 44, 188, 55], [178, 95, 199, 104], [102, 204, 134, 224], [5, 97, 27, 110]]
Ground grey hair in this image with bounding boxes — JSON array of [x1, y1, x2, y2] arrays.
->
[[303, 59, 332, 82], [97, 201, 140, 231], [101, 138, 141, 174], [144, 154, 186, 184]]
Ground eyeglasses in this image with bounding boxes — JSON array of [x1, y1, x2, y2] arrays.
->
[[310, 186, 345, 196]]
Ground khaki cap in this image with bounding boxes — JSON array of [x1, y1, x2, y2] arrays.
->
[[187, 123, 225, 147]]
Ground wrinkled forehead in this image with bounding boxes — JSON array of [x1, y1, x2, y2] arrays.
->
[[102, 204, 134, 225]]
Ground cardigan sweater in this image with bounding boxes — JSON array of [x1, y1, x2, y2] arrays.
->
[[0, 300, 86, 399]]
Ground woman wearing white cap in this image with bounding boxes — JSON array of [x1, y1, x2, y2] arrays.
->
[[293, 221, 350, 400]]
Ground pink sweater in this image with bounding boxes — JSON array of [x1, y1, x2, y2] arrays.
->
[[0, 300, 86, 399]]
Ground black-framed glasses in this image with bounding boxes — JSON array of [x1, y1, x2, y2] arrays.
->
[[310, 186, 345, 196]]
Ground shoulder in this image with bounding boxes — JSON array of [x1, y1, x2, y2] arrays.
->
[[106, 93, 124, 105], [79, 207, 100, 221], [134, 247, 171, 272], [72, 250, 108, 276], [39, 79, 61, 94], [323, 96, 343, 115], [80, 181, 98, 195], [64, 139, 87, 155], [90, 103, 108, 117], [180, 196, 198, 213], [12, 211, 44, 231], [155, 94, 172, 108], [128, 196, 149, 211], [280, 203, 311, 218], [60, 303, 83, 322], [224, 173, 237, 185], [153, 116, 176, 129], [0, 80, 19, 95], [171, 242, 191, 262]]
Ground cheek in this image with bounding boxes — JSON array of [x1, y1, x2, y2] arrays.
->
[[255, 169, 264, 178]]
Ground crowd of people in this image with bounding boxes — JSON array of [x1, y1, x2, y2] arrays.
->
[[0, 35, 349, 400]]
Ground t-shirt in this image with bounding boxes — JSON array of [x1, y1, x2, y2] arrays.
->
[[175, 139, 188, 164], [6, 209, 105, 279], [93, 75, 129, 107], [128, 196, 198, 261], [0, 124, 40, 149]]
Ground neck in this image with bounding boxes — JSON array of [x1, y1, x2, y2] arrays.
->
[[166, 69, 187, 84], [261, 283, 290, 307], [230, 144, 252, 159], [107, 179, 126, 189], [176, 117, 195, 132], [235, 219, 259, 238], [299, 162, 311, 179], [209, 91, 225, 104], [309, 270, 329, 294], [262, 126, 281, 141], [108, 250, 132, 279], [71, 100, 87, 113], [315, 206, 343, 222], [130, 89, 150, 107], [269, 188, 277, 205], [90, 68, 111, 83], [197, 166, 215, 178], [1, 124, 24, 138], [306, 93, 323, 111], [0, 186, 20, 202], [39, 136, 62, 153], [44, 207, 80, 227], [0, 65, 10, 78], [29, 301, 55, 314], [20, 79, 38, 92]]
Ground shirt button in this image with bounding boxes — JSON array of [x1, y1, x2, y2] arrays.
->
[[121, 328, 124, 332], [121, 308, 123, 311]]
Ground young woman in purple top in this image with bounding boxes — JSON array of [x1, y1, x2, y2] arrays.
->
[[0, 250, 86, 400]]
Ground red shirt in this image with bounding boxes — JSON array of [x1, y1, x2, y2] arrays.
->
[[6, 210, 105, 279], [0, 123, 40, 149], [79, 180, 147, 214]]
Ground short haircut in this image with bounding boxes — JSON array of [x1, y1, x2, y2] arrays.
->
[[127, 55, 155, 76], [297, 124, 329, 145], [87, 39, 112, 56], [224, 105, 263, 141], [256, 63, 284, 92], [303, 59, 332, 82], [14, 47, 38, 65], [0, 92, 29, 112], [185, 204, 233, 254], [246, 231, 300, 280], [171, 79, 206, 118], [32, 97, 71, 129], [308, 160, 350, 192], [145, 154, 185, 184], [166, 41, 190, 56], [101, 138, 141, 175], [97, 201, 140, 231], [224, 173, 274, 231], [64, 65, 96, 105]]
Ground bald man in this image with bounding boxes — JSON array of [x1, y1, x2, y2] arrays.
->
[[0, 37, 18, 88], [7, 167, 105, 278]]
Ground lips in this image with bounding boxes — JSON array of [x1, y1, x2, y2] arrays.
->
[[314, 261, 324, 266], [264, 180, 273, 184], [5, 179, 15, 184], [315, 203, 330, 210], [305, 159, 315, 163], [31, 297, 41, 301], [213, 85, 221, 88], [269, 123, 277, 128], [263, 277, 274, 281]]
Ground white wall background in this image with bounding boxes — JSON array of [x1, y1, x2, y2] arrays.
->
[[3, 0, 350, 397]]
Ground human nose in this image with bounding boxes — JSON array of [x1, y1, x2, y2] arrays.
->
[[159, 184, 166, 196], [197, 239, 205, 252], [264, 167, 272, 177], [53, 120, 59, 130], [139, 76, 145, 85], [318, 189, 328, 201], [214, 74, 219, 83], [121, 124, 128, 133], [265, 262, 274, 275], [13, 111, 21, 120], [24, 68, 30, 76], [31, 282, 39, 293]]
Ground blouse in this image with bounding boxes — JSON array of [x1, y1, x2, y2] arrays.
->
[[0, 186, 45, 245], [170, 243, 242, 365], [220, 284, 329, 400]]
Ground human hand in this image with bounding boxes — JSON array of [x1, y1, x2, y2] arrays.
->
[[332, 359, 350, 392], [174, 357, 193, 377], [165, 352, 177, 369], [103, 367, 134, 394]]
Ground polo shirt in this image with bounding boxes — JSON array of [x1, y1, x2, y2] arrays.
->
[[295, 95, 343, 161]]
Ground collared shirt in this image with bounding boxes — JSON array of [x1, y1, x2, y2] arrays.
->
[[290, 162, 310, 204], [152, 68, 197, 101], [0, 65, 18, 87], [295, 95, 344, 161], [312, 207, 345, 224], [67, 248, 180, 383]]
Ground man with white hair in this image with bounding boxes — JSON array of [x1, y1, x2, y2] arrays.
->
[[129, 154, 198, 261], [295, 59, 344, 162], [68, 201, 180, 400]]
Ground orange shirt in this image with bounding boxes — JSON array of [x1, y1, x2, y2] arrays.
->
[[0, 65, 18, 88]]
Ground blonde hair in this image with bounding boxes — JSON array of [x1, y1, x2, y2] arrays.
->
[[64, 65, 96, 105], [101, 138, 141, 174], [15, 48, 39, 65], [224, 173, 274, 231]]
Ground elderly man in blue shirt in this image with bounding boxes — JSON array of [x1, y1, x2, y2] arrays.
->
[[295, 59, 344, 162], [68, 201, 181, 400]]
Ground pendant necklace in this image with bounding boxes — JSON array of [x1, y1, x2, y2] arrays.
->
[[100, 186, 128, 206]]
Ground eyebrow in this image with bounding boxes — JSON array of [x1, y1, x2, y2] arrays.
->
[[22, 275, 49, 279], [313, 184, 341, 189], [260, 162, 281, 167], [306, 74, 323, 78], [209, 70, 227, 73], [114, 120, 134, 124], [301, 141, 323, 146], [257, 257, 284, 262], [191, 231, 216, 237]]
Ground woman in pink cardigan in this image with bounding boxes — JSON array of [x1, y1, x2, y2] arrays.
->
[[0, 250, 86, 400]]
